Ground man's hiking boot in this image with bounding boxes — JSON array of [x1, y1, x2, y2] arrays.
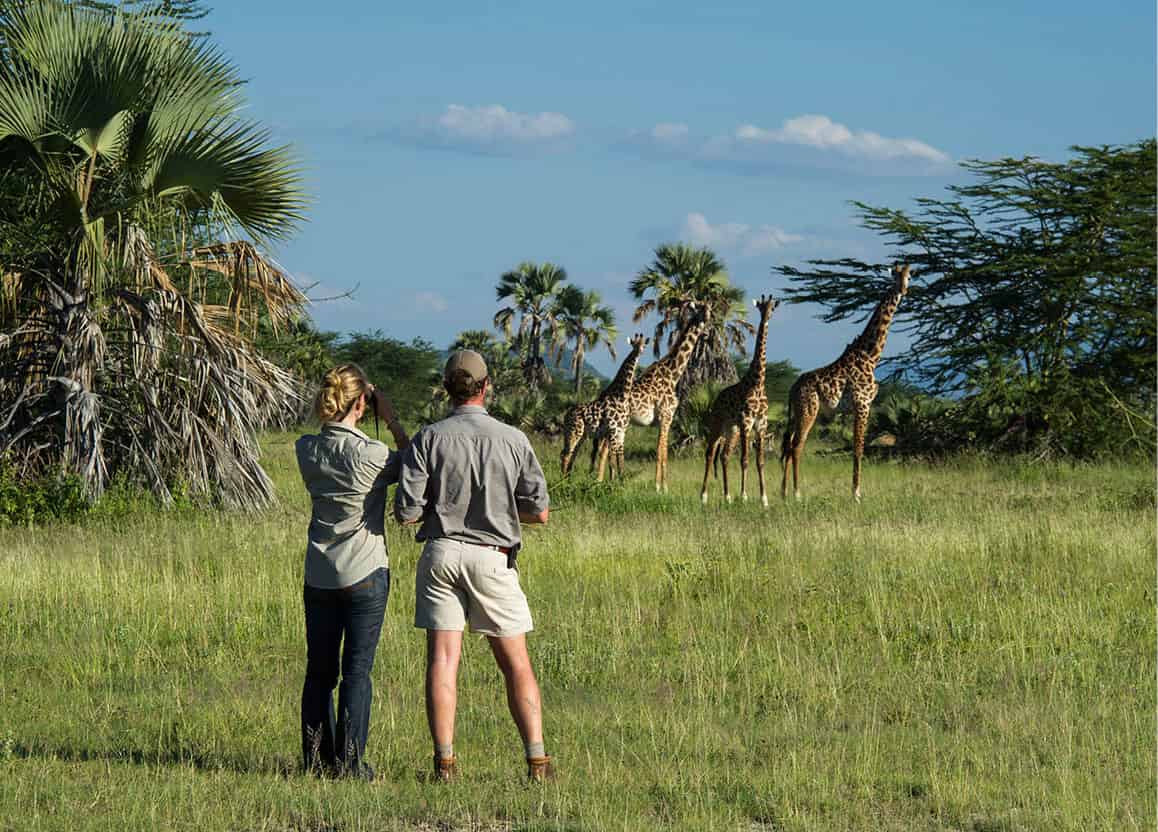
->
[[433, 754, 458, 783], [526, 755, 555, 783]]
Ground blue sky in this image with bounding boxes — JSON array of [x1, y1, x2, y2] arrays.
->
[[211, 0, 1155, 375]]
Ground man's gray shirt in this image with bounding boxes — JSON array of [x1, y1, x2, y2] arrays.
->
[[296, 422, 400, 589], [394, 405, 549, 548]]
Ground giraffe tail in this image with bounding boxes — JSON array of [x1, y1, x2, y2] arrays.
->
[[780, 400, 796, 463]]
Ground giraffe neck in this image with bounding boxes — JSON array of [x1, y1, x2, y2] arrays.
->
[[660, 321, 703, 385], [741, 308, 770, 391], [849, 288, 902, 365], [601, 346, 644, 400]]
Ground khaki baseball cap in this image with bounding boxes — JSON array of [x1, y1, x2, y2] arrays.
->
[[444, 349, 488, 383]]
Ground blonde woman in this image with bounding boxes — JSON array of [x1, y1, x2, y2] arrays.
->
[[295, 364, 408, 780]]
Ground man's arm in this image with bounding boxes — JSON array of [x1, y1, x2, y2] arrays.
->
[[519, 508, 549, 525], [514, 438, 550, 526], [393, 435, 428, 525]]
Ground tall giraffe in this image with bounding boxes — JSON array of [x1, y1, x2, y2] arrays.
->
[[622, 304, 711, 493], [780, 263, 911, 501], [700, 294, 777, 507], [589, 333, 652, 481], [560, 333, 649, 476]]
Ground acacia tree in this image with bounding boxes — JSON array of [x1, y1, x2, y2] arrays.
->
[[0, 2, 306, 505], [493, 261, 566, 392], [551, 284, 617, 396], [630, 243, 753, 398], [775, 140, 1156, 457]]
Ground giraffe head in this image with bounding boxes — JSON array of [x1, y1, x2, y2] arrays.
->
[[686, 301, 710, 331], [628, 332, 649, 354], [752, 294, 777, 318], [892, 264, 911, 295]]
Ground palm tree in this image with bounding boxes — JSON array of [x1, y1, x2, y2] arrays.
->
[[550, 285, 617, 396], [630, 243, 754, 396], [493, 262, 566, 392], [0, 3, 305, 506]]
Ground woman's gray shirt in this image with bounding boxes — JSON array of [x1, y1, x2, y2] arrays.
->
[[296, 422, 400, 589]]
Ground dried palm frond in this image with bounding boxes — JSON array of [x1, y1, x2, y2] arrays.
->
[[0, 4, 305, 508]]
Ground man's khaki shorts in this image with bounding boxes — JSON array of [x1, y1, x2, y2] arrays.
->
[[414, 538, 533, 637]]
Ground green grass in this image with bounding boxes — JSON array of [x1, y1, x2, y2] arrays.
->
[[0, 431, 1153, 831]]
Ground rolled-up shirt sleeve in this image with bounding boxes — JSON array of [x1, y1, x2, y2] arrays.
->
[[393, 437, 429, 524], [514, 440, 550, 515], [352, 440, 396, 491]]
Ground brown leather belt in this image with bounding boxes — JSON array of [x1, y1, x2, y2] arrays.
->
[[433, 538, 513, 556], [337, 572, 379, 593]]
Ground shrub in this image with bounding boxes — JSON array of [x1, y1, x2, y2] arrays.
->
[[0, 461, 88, 525]]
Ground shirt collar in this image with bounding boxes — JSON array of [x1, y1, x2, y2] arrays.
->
[[452, 405, 488, 416], [321, 421, 371, 440]]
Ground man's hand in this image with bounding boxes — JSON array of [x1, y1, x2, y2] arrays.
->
[[518, 509, 549, 526]]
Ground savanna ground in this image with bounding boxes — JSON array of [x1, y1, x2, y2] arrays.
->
[[0, 429, 1154, 831]]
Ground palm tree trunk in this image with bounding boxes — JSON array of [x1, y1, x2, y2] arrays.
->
[[573, 343, 584, 396]]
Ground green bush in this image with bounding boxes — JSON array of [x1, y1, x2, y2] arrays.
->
[[0, 462, 89, 525]]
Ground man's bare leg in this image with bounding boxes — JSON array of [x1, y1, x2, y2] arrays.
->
[[426, 630, 463, 754], [487, 634, 543, 747]]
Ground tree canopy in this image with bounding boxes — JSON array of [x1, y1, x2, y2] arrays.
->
[[0, 1, 305, 504], [631, 243, 753, 397], [551, 284, 617, 396], [775, 140, 1156, 457], [494, 262, 567, 391]]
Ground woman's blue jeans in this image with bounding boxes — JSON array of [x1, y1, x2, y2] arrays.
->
[[301, 567, 389, 776]]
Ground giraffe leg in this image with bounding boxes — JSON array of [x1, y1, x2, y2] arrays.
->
[[595, 436, 612, 482], [738, 424, 750, 502], [720, 429, 735, 503], [755, 430, 768, 509], [780, 427, 793, 501], [608, 425, 627, 481], [790, 405, 819, 500], [852, 402, 870, 502], [656, 415, 672, 493], [560, 420, 584, 476], [701, 434, 720, 504]]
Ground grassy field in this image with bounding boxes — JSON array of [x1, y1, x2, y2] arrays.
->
[[0, 431, 1154, 831]]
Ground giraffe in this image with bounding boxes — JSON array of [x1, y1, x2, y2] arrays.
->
[[560, 333, 649, 476], [780, 263, 911, 501], [700, 294, 777, 507], [621, 304, 711, 493], [589, 333, 652, 481]]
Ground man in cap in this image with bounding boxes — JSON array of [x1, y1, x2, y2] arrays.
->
[[394, 349, 554, 782]]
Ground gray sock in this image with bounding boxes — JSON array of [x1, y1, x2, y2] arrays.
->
[[435, 743, 454, 760], [525, 741, 545, 759]]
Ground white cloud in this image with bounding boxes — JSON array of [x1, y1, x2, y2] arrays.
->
[[681, 212, 802, 257], [650, 122, 689, 141], [628, 114, 952, 175], [437, 104, 574, 142], [732, 114, 950, 163], [400, 104, 575, 155], [415, 291, 449, 314]]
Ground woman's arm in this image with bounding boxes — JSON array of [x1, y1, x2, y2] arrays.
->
[[371, 387, 409, 450]]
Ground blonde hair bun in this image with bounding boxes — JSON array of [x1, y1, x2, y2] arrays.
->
[[315, 364, 370, 423]]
